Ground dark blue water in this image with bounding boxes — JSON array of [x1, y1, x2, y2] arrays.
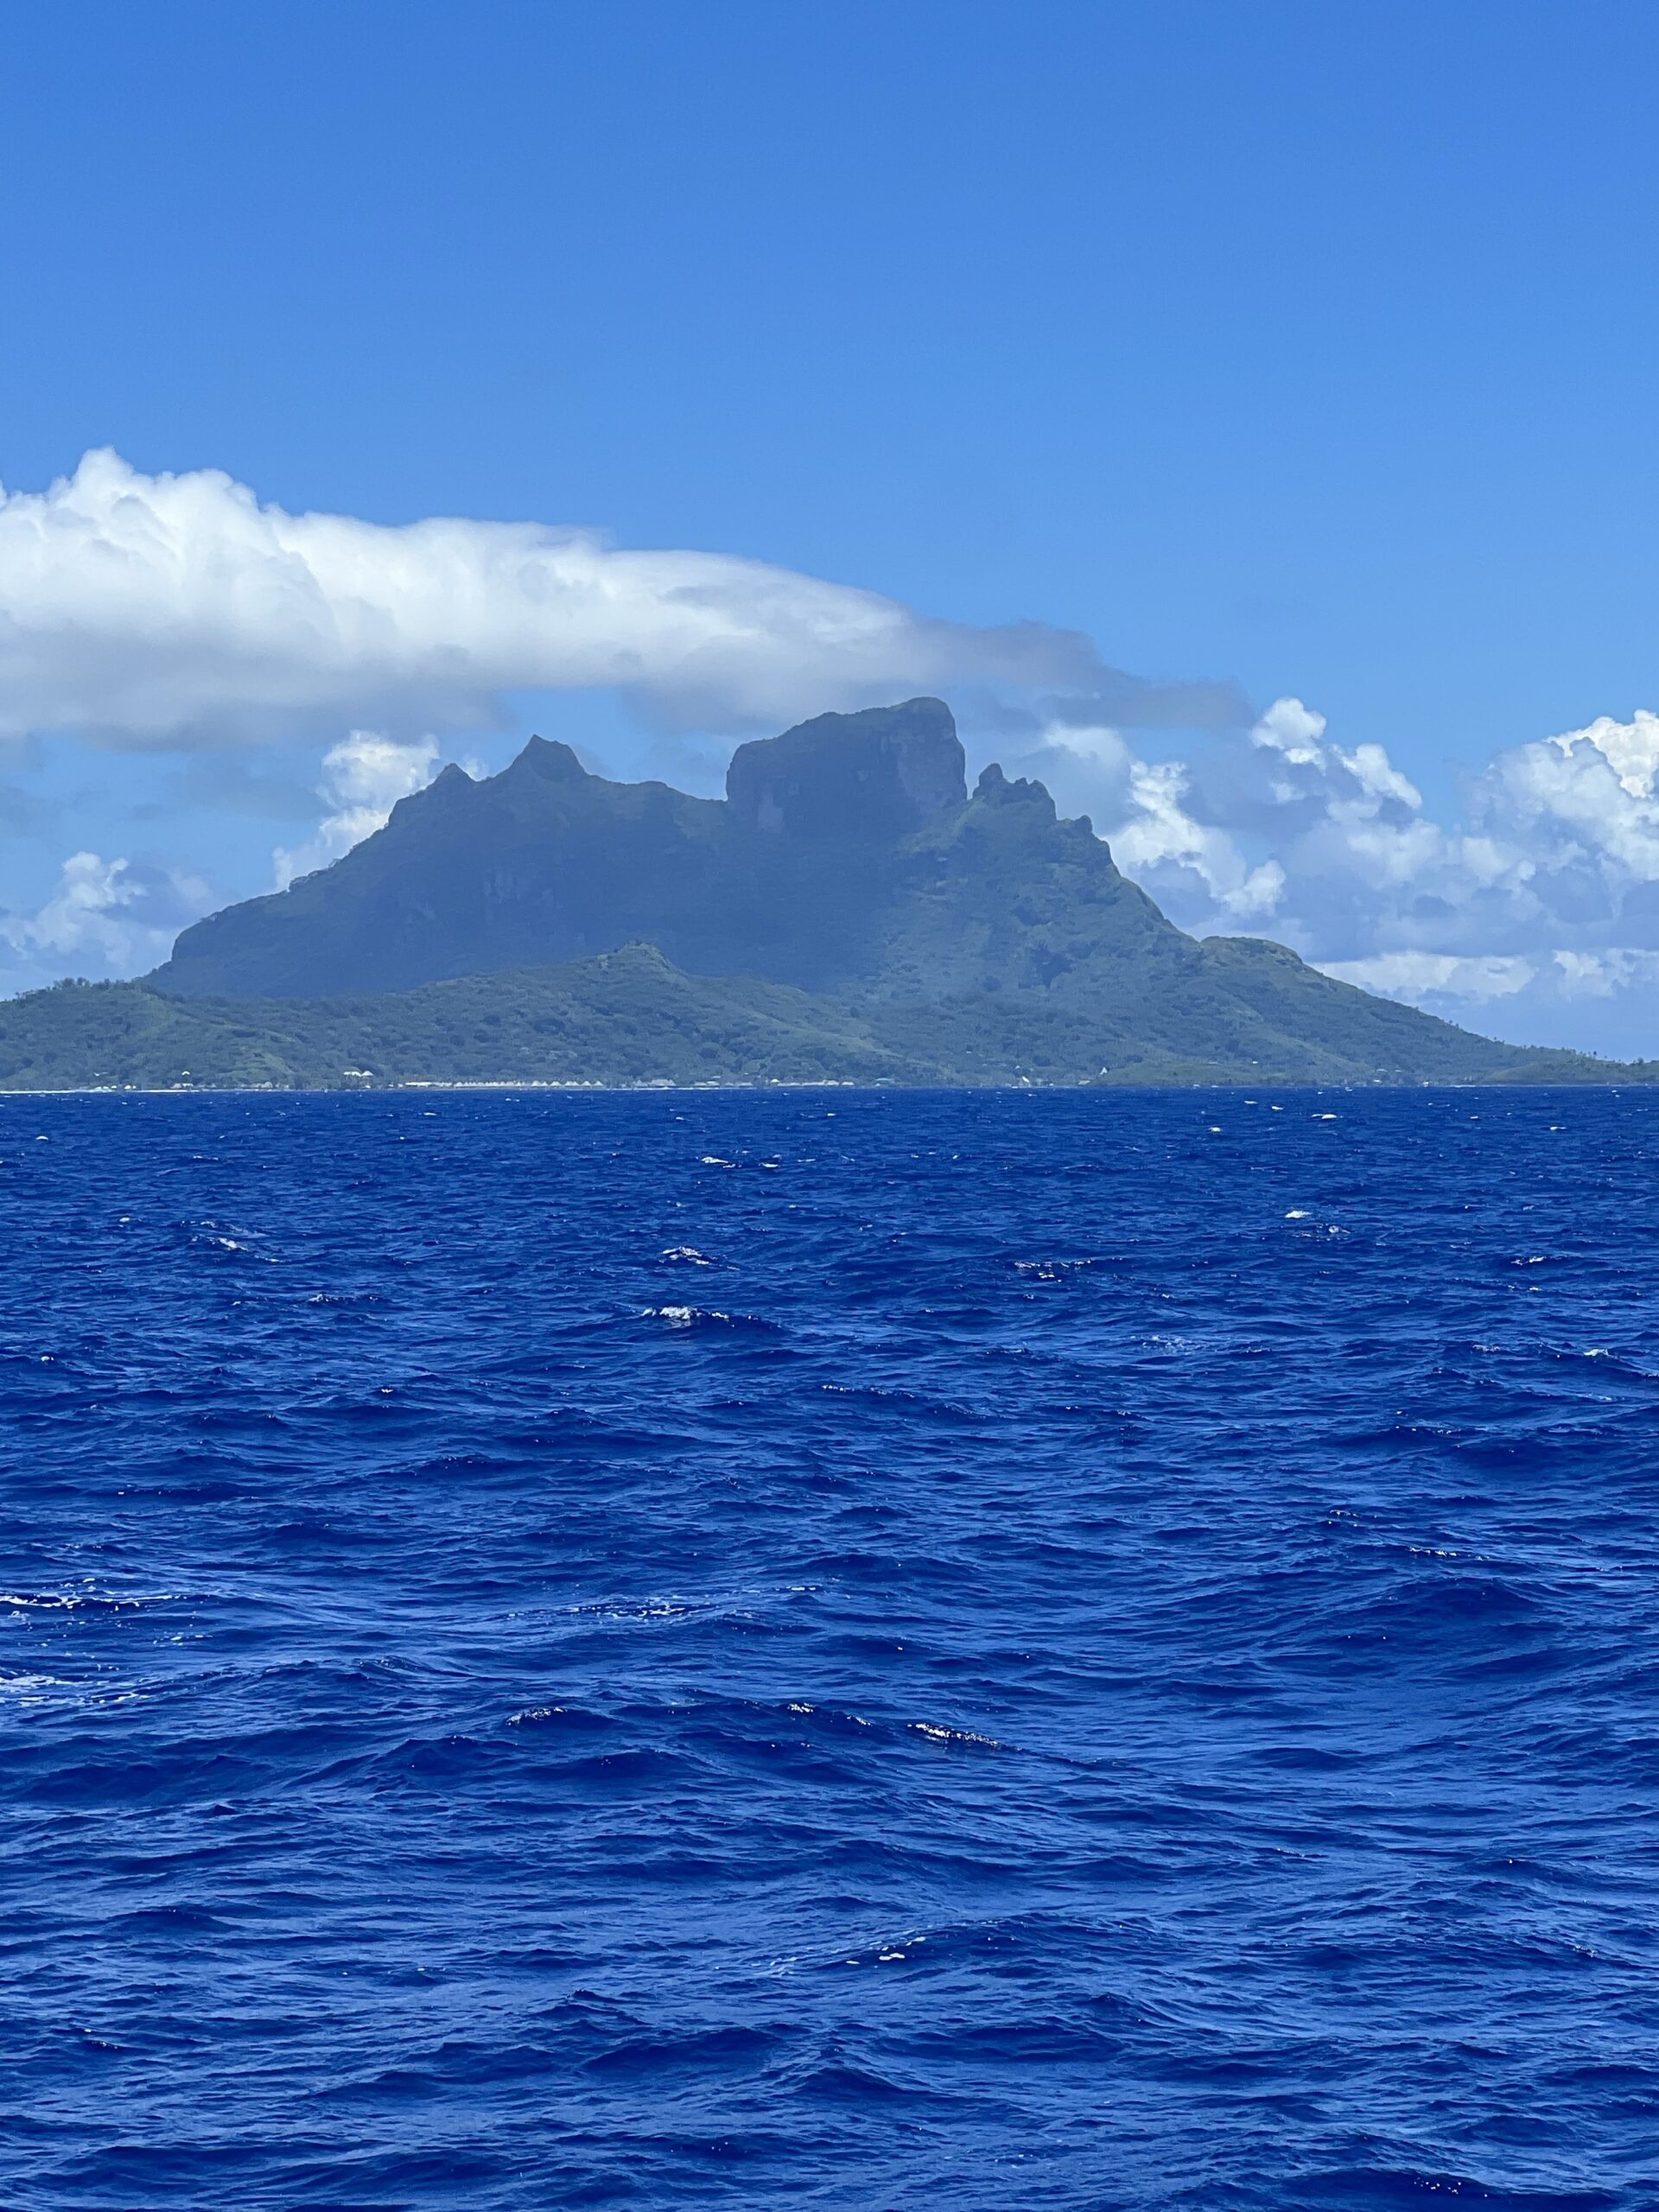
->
[[3, 1090, 1656, 2210]]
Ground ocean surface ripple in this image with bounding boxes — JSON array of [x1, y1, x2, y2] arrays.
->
[[3, 1088, 1656, 2209]]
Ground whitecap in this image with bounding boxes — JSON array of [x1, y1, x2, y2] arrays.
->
[[0, 1586, 178, 1612], [909, 1720, 1002, 1748], [643, 1304, 733, 1328], [0, 1671, 72, 1702]]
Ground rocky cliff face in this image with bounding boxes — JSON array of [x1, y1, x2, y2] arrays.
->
[[725, 696, 966, 838]]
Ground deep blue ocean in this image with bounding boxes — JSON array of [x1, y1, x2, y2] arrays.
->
[[3, 1088, 1657, 2210]]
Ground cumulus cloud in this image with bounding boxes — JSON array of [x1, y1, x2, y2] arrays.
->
[[0, 851, 215, 991], [989, 700, 1659, 1052], [274, 731, 442, 887], [1319, 951, 1537, 1004], [0, 449, 1140, 746], [1079, 744, 1285, 920], [1548, 946, 1659, 998]]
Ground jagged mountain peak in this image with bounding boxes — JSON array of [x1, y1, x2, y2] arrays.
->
[[154, 696, 1122, 1001], [504, 734, 589, 784], [973, 761, 1058, 817]]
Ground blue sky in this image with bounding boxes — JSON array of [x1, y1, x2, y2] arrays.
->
[[6, 1, 1659, 1048]]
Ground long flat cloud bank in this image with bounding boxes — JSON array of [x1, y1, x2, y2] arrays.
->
[[0, 450, 1154, 743]]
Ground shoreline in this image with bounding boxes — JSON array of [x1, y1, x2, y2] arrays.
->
[[0, 1076, 1651, 1097]]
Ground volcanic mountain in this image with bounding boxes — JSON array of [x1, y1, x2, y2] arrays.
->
[[157, 697, 1171, 1002], [0, 699, 1625, 1088]]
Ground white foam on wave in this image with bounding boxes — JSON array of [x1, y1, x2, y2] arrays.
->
[[0, 1586, 179, 1611], [909, 1720, 1003, 1749], [642, 1303, 737, 1328], [0, 1670, 73, 1703]]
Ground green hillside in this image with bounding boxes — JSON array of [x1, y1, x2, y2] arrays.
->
[[0, 944, 1648, 1090]]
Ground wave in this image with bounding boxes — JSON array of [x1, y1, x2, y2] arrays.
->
[[3, 1084, 1657, 2209]]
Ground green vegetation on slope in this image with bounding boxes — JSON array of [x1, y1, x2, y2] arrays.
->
[[0, 946, 1649, 1090], [0, 950, 912, 1090]]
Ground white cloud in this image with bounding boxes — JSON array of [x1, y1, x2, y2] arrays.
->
[[1550, 947, 1659, 999], [1033, 696, 1446, 939], [1319, 951, 1536, 1003], [1473, 715, 1659, 880], [991, 700, 1659, 1051], [1107, 757, 1286, 920], [1551, 711, 1659, 798], [0, 449, 1100, 745], [273, 731, 442, 887], [0, 851, 214, 989], [1249, 695, 1330, 771]]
